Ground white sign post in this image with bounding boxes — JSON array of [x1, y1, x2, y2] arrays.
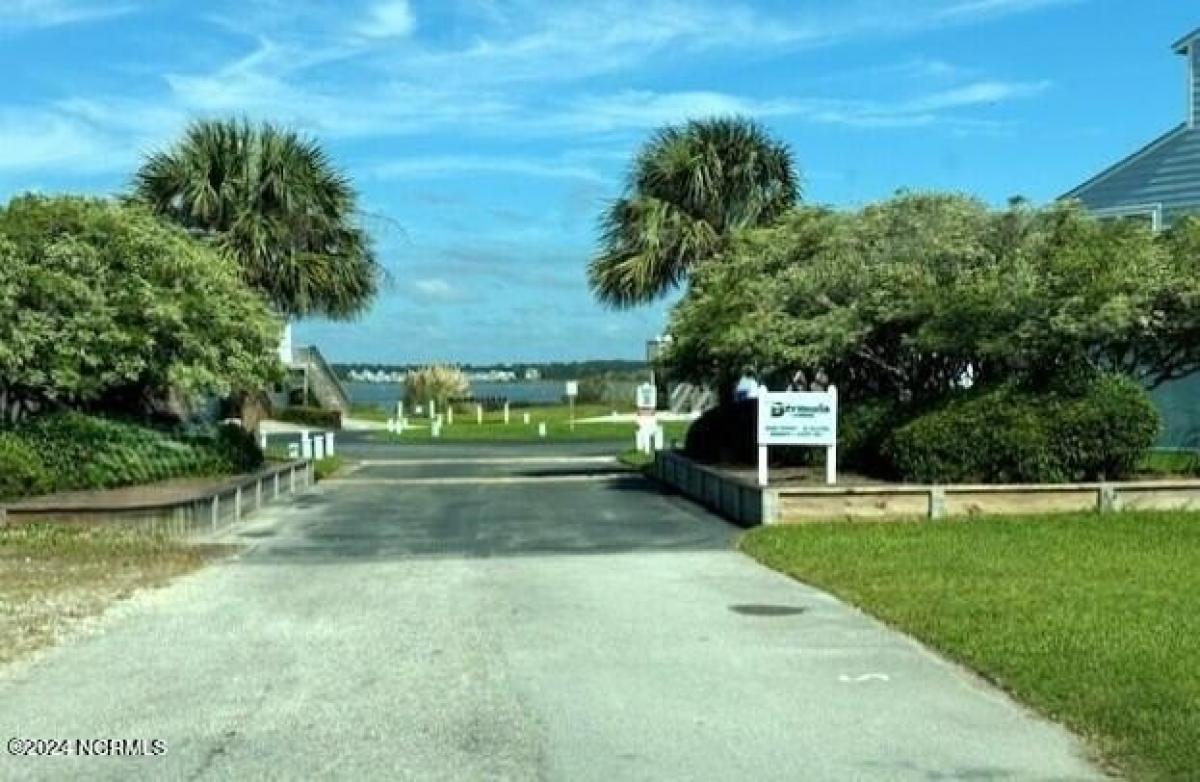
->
[[565, 380, 578, 431], [757, 387, 838, 487], [504, 401, 511, 425], [635, 383, 659, 455]]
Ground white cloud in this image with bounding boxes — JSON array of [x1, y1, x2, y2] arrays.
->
[[371, 155, 607, 183], [356, 0, 415, 39], [0, 0, 135, 30], [413, 278, 463, 301]]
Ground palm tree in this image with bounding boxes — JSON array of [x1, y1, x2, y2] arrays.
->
[[133, 119, 382, 319], [588, 117, 799, 308]]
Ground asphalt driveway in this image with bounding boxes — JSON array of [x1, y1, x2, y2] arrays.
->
[[0, 440, 1103, 780]]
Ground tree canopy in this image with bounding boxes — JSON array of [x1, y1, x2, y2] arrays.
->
[[0, 195, 282, 420], [588, 117, 799, 308], [132, 119, 382, 320], [665, 193, 1200, 404]]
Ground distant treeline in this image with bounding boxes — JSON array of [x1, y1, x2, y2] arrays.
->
[[333, 360, 648, 381]]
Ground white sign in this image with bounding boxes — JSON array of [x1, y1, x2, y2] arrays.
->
[[758, 391, 837, 446], [636, 383, 656, 410], [756, 387, 839, 487], [565, 380, 579, 398]]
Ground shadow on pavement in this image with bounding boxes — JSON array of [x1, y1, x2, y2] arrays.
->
[[242, 475, 737, 563]]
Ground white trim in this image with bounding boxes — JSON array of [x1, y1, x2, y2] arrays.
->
[[1189, 43, 1197, 129], [1091, 203, 1164, 232]]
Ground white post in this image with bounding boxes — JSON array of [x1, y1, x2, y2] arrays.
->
[[325, 432, 335, 456], [523, 412, 531, 425], [397, 400, 404, 420], [447, 405, 454, 425], [429, 400, 436, 420], [826, 385, 838, 486], [477, 404, 483, 425], [274, 471, 280, 499], [313, 435, 326, 460], [504, 402, 510, 424], [538, 422, 547, 438], [758, 446, 769, 487], [258, 429, 268, 450], [300, 430, 312, 459]]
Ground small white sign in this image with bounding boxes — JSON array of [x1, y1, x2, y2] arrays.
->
[[756, 387, 839, 487], [636, 383, 656, 410], [758, 391, 837, 446], [565, 380, 579, 398]]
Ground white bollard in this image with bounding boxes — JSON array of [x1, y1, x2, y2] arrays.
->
[[538, 422, 547, 438], [258, 429, 268, 450], [447, 406, 454, 425], [325, 432, 335, 456], [477, 404, 483, 425], [397, 401, 404, 420], [523, 412, 531, 425], [652, 425, 664, 451], [386, 418, 396, 433], [429, 400, 436, 420], [504, 402, 510, 424], [300, 430, 313, 459], [313, 435, 326, 460], [431, 419, 442, 438]]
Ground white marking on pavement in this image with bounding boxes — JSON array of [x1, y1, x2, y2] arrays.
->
[[838, 673, 891, 683]]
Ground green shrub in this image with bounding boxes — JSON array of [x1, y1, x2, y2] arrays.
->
[[0, 433, 53, 500], [684, 400, 758, 464], [14, 412, 263, 493], [276, 406, 342, 430], [886, 376, 1160, 483]]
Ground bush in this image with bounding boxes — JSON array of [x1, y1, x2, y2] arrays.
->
[[276, 406, 342, 430], [404, 365, 469, 408], [206, 424, 265, 473], [0, 433, 53, 500], [684, 400, 758, 464], [12, 412, 265, 494], [886, 376, 1160, 483]]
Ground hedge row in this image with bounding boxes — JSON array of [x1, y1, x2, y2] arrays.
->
[[0, 412, 264, 501], [276, 406, 342, 430], [684, 374, 1159, 483], [886, 375, 1160, 483]]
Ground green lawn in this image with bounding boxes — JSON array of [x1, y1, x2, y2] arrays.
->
[[372, 403, 690, 444], [740, 513, 1200, 781]]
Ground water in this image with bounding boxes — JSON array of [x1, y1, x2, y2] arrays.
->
[[346, 380, 567, 408]]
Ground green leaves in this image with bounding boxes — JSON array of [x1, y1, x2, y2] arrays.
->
[[589, 117, 799, 308], [133, 119, 381, 320], [665, 193, 1200, 404], [0, 195, 282, 412]]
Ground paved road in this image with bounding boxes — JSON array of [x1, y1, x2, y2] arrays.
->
[[0, 440, 1102, 780]]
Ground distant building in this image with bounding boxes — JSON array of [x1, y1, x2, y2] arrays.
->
[[1062, 27, 1200, 228], [524, 368, 541, 381]]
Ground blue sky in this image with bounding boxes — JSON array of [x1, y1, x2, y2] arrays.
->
[[0, 1, 1196, 364]]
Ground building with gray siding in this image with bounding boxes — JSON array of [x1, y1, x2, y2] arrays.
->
[[1062, 28, 1200, 228]]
